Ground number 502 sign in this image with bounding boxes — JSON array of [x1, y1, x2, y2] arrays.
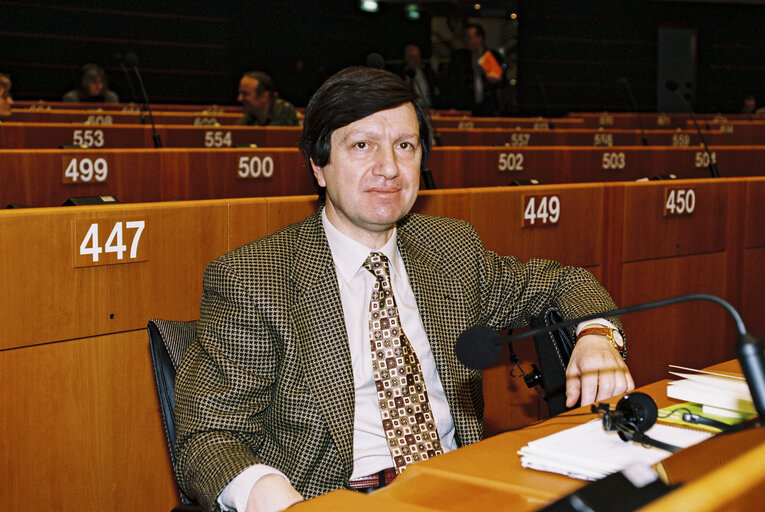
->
[[74, 218, 148, 267]]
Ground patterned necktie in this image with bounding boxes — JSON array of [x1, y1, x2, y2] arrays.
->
[[362, 251, 443, 473]]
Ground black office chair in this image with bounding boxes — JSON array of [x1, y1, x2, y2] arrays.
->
[[148, 319, 202, 512], [529, 307, 575, 416]]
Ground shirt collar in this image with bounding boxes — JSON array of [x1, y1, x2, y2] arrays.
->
[[321, 208, 401, 284]]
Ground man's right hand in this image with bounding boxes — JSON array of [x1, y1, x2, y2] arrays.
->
[[245, 474, 304, 512]]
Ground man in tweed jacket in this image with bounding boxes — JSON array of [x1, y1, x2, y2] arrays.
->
[[174, 67, 633, 512]]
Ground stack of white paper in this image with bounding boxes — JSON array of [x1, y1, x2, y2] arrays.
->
[[518, 419, 713, 481], [667, 365, 754, 418]]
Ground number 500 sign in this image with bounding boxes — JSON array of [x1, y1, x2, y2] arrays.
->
[[74, 218, 148, 267]]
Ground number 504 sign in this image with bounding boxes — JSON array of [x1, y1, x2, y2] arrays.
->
[[74, 218, 148, 267]]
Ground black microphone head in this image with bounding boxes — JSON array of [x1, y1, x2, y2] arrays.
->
[[618, 76, 629, 86], [366, 52, 385, 69], [125, 52, 139, 67], [665, 78, 679, 92], [455, 325, 502, 370]]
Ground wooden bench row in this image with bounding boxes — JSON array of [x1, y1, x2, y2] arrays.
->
[[2, 145, 762, 208], [2, 178, 764, 511], [4, 120, 764, 150]]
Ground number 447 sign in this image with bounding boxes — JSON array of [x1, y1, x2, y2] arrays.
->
[[73, 218, 148, 267]]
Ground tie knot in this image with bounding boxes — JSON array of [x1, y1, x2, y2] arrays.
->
[[363, 251, 390, 280]]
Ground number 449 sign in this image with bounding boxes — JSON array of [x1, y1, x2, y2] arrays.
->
[[74, 218, 148, 267]]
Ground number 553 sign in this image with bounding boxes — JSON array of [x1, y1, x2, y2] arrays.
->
[[73, 218, 148, 267]]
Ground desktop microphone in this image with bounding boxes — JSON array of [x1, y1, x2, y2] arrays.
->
[[665, 79, 719, 178], [114, 52, 139, 104], [125, 52, 162, 148], [618, 77, 649, 146], [455, 293, 765, 420]]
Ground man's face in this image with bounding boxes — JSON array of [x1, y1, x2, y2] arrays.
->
[[404, 45, 421, 69], [465, 27, 484, 52], [238, 76, 269, 117], [0, 86, 13, 118], [311, 103, 422, 247], [87, 78, 104, 97]]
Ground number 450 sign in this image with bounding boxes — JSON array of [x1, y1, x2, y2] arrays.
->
[[74, 218, 147, 267]]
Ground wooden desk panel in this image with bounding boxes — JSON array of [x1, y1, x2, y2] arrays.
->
[[744, 178, 765, 249], [431, 116, 583, 130], [10, 109, 242, 126], [159, 148, 311, 201], [0, 201, 237, 349], [0, 330, 178, 512], [0, 122, 154, 148], [621, 180, 729, 263], [13, 100, 242, 113], [620, 252, 736, 386], [161, 125, 301, 148], [227, 197, 282, 251], [467, 185, 605, 268], [437, 128, 742, 148], [0, 149, 162, 207]]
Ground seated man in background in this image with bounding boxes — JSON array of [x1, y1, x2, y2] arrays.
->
[[236, 70, 298, 126], [399, 42, 439, 112], [63, 63, 120, 103], [0, 73, 13, 119], [175, 66, 633, 512]]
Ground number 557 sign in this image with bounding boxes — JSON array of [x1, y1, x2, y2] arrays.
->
[[73, 218, 148, 267]]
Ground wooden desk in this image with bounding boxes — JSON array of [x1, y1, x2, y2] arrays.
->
[[291, 360, 765, 511], [0, 122, 303, 149]]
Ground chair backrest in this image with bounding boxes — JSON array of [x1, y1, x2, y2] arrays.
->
[[148, 318, 197, 507], [529, 307, 574, 416]]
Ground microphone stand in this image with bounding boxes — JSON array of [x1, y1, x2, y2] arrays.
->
[[502, 294, 765, 420], [666, 79, 719, 178], [126, 53, 162, 148], [114, 53, 139, 104], [618, 77, 649, 146]]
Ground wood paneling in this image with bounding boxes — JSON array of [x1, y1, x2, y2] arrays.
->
[[0, 330, 179, 511], [0, 201, 230, 349]]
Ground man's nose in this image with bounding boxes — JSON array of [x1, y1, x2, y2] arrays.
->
[[374, 146, 400, 179]]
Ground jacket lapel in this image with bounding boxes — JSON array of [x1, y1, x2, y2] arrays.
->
[[396, 220, 468, 440], [288, 211, 356, 473]]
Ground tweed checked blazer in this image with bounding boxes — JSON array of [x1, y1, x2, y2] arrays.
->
[[174, 208, 619, 511]]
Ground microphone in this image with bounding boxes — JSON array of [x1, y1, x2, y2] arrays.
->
[[114, 52, 139, 104], [455, 293, 765, 420], [365, 52, 386, 69], [125, 52, 162, 148], [665, 79, 719, 178], [618, 77, 649, 146]]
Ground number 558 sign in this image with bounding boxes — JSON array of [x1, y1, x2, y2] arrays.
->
[[73, 218, 148, 267]]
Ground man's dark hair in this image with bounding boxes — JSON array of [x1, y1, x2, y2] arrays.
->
[[243, 71, 275, 97], [466, 23, 485, 40], [298, 66, 432, 195]]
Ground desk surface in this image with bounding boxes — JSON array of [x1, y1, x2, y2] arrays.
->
[[293, 360, 762, 511]]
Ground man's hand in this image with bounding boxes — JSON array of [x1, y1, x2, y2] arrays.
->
[[245, 474, 304, 512], [565, 334, 634, 408]]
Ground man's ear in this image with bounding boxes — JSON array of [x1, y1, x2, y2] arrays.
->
[[310, 159, 327, 188]]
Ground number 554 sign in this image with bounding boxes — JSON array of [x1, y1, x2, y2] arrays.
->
[[73, 218, 148, 267]]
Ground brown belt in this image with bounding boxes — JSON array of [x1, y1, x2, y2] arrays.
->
[[348, 467, 397, 490]]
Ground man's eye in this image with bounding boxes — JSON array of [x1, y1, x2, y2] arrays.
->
[[399, 142, 414, 150], [354, 142, 367, 149]]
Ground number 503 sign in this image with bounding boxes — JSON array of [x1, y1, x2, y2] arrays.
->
[[73, 218, 148, 267]]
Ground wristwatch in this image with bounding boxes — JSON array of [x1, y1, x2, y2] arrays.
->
[[577, 325, 624, 355]]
